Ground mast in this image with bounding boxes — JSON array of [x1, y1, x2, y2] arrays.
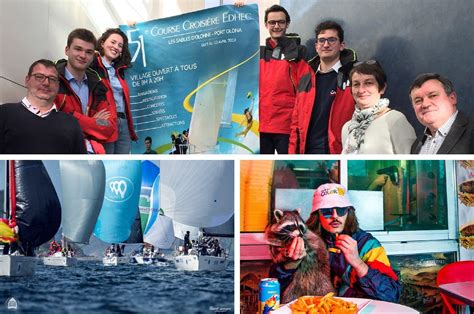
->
[[3, 161, 8, 221]]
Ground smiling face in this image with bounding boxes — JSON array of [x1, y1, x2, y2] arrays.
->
[[315, 29, 344, 64], [265, 11, 288, 42], [25, 64, 60, 104], [101, 33, 124, 63], [410, 79, 457, 133], [65, 38, 95, 74], [351, 72, 386, 109]]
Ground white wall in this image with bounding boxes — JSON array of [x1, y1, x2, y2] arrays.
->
[[0, 0, 277, 103]]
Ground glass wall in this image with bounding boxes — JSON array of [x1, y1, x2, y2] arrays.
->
[[347, 160, 449, 232]]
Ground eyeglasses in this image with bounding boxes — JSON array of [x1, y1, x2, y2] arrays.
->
[[267, 20, 287, 26], [316, 37, 339, 45], [319, 207, 349, 219], [30, 73, 59, 84], [354, 60, 378, 67]]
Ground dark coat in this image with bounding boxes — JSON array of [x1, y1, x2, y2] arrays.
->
[[411, 111, 474, 154]]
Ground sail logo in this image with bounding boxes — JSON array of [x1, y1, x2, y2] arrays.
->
[[105, 177, 134, 202]]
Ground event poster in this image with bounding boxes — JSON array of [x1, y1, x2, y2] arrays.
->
[[120, 4, 260, 154], [456, 160, 474, 260]]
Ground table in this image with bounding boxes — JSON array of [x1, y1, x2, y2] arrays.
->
[[439, 281, 474, 307], [272, 297, 418, 313]]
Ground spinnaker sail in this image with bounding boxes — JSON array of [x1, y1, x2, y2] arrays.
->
[[159, 160, 234, 228], [139, 161, 160, 233], [13, 160, 62, 255], [93, 161, 142, 243], [60, 161, 105, 243]]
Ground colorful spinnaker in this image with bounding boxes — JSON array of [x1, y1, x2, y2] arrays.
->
[[93, 161, 142, 243]]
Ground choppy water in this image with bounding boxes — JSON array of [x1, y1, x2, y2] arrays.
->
[[0, 259, 234, 313]]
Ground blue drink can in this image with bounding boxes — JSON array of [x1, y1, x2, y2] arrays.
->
[[259, 278, 280, 314]]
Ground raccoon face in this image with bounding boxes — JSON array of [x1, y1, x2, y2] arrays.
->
[[267, 209, 307, 244]]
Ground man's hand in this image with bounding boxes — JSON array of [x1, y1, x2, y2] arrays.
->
[[283, 236, 306, 270], [93, 109, 110, 120], [368, 174, 388, 190], [336, 234, 368, 278]]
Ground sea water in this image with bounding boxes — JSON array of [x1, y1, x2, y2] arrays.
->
[[0, 260, 234, 313]]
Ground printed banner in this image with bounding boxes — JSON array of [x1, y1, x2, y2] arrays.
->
[[455, 160, 474, 260], [120, 4, 260, 154]]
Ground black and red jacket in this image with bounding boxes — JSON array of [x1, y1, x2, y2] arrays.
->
[[55, 59, 116, 146], [289, 49, 357, 154], [259, 34, 311, 135], [92, 56, 138, 142]]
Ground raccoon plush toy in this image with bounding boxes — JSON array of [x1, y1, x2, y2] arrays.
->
[[265, 209, 335, 303]]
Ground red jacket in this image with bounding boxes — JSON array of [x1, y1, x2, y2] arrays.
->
[[259, 35, 310, 135], [55, 60, 116, 147], [289, 49, 356, 154], [92, 56, 138, 142]]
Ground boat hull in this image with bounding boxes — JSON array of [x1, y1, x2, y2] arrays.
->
[[102, 256, 130, 266], [43, 256, 77, 267], [173, 255, 227, 271], [133, 255, 168, 265], [0, 255, 36, 277]]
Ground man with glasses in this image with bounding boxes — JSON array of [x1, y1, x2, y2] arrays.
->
[[289, 21, 357, 154], [270, 183, 401, 302], [0, 59, 86, 153], [258, 4, 310, 154], [55, 28, 116, 154], [409, 73, 474, 154]]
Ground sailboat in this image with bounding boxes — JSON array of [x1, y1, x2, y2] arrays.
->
[[158, 160, 234, 271], [132, 161, 174, 265], [93, 161, 142, 266], [0, 161, 61, 276], [43, 161, 105, 267]]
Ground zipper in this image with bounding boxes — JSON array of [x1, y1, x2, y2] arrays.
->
[[289, 65, 296, 94]]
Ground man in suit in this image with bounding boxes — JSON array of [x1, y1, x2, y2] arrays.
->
[[409, 73, 473, 154]]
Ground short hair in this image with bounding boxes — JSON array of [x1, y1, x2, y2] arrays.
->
[[409, 73, 455, 96], [349, 60, 387, 92], [306, 207, 359, 235], [145, 136, 152, 143], [264, 5, 290, 23], [67, 28, 97, 48], [315, 20, 344, 42], [97, 28, 132, 68], [27, 59, 58, 76]]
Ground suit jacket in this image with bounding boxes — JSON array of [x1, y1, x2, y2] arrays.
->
[[411, 111, 474, 154]]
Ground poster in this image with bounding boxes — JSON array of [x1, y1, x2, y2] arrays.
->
[[455, 160, 474, 260], [120, 4, 260, 154]]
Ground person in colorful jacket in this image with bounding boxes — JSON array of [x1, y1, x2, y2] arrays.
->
[[289, 21, 356, 154], [269, 183, 401, 302], [55, 28, 116, 154], [93, 28, 138, 154], [259, 5, 310, 154]]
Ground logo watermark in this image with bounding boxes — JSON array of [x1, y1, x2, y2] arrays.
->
[[5, 297, 18, 310], [209, 306, 231, 313]]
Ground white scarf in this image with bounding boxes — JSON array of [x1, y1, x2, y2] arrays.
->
[[343, 98, 390, 154]]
